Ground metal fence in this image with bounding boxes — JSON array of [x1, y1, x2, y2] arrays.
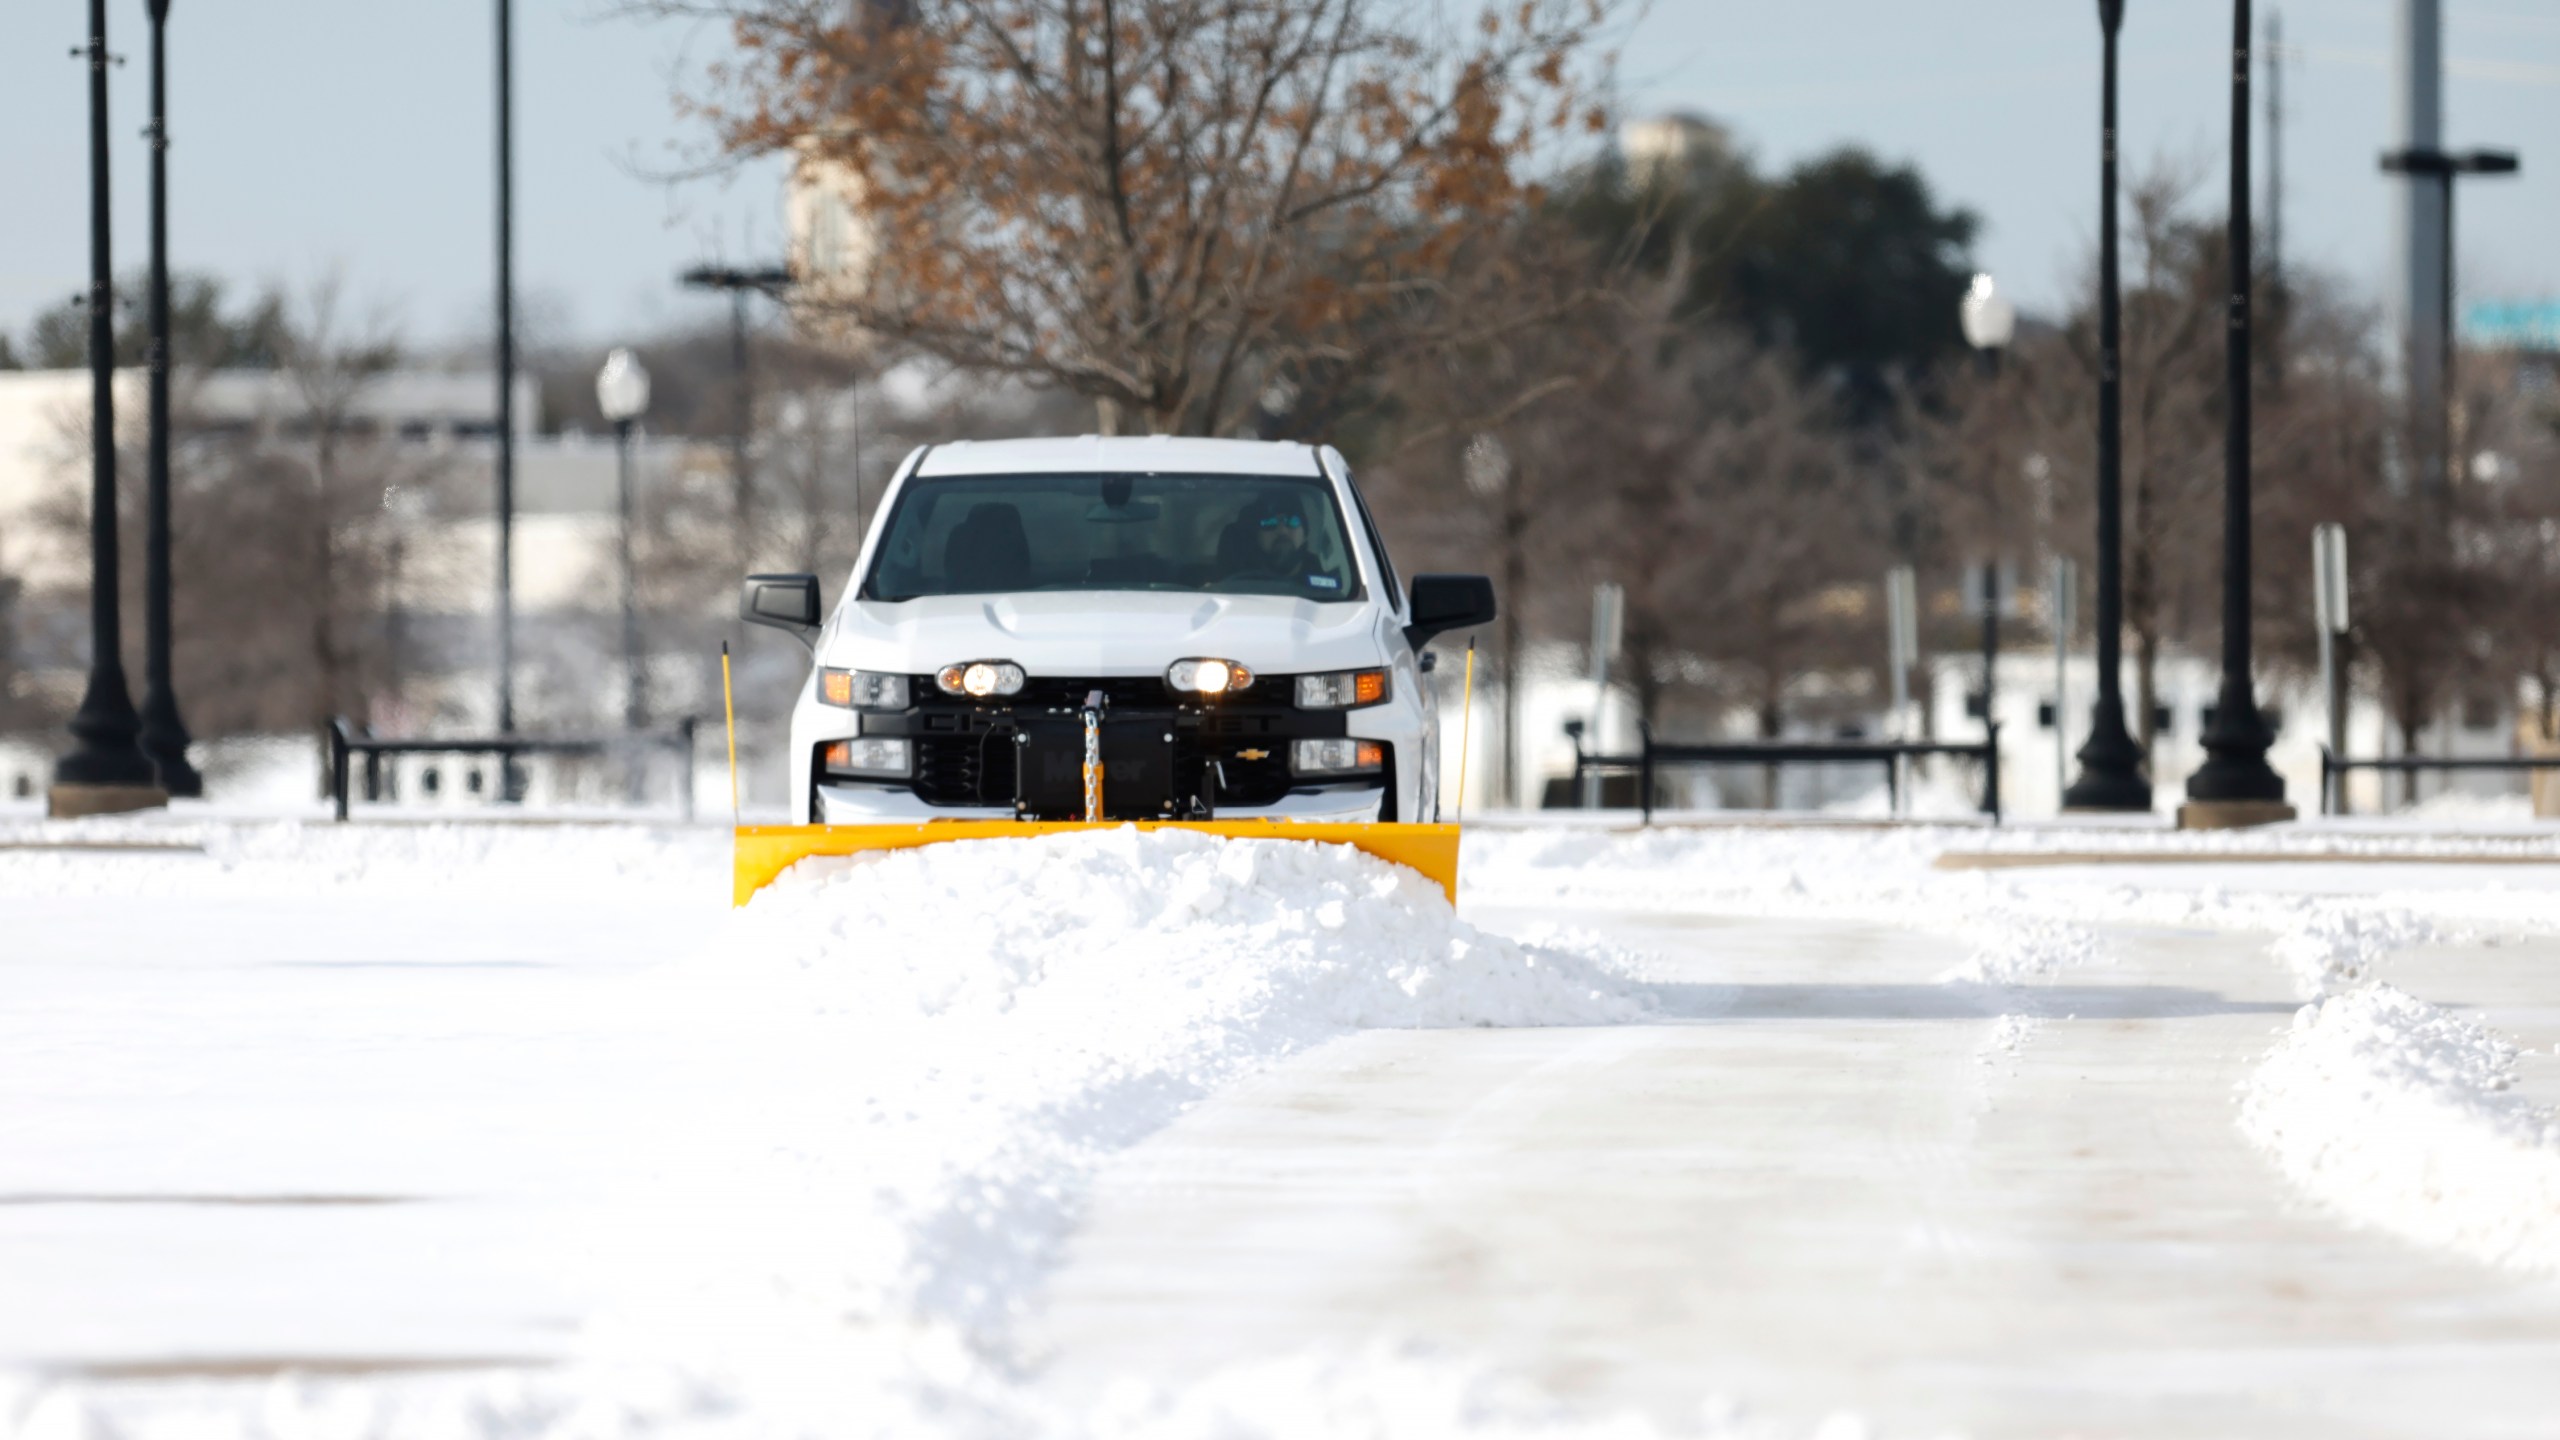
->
[[1569, 722, 2003, 825], [326, 717, 700, 822], [2317, 745, 2560, 818]]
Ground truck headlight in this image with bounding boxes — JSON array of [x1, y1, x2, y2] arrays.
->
[[822, 737, 911, 779], [1294, 668, 1388, 709], [820, 669, 909, 710], [1291, 738, 1384, 776], [936, 660, 1026, 697], [1167, 658, 1253, 695]]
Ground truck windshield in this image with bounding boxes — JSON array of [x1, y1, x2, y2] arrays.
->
[[862, 471, 1365, 602]]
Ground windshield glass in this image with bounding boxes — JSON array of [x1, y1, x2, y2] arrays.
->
[[862, 471, 1364, 602]]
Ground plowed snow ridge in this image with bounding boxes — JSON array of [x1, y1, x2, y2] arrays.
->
[[2241, 984, 2560, 1277]]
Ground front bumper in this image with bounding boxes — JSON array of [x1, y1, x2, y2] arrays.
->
[[812, 672, 1395, 822], [816, 780, 1385, 825]]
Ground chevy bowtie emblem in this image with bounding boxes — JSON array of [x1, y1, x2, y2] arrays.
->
[[1238, 748, 1269, 761]]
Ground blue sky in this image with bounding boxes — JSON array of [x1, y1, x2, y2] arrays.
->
[[1, 1, 2552, 349]]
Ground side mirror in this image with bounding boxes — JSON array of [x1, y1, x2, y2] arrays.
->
[[741, 572, 822, 648], [1405, 573, 1496, 651]]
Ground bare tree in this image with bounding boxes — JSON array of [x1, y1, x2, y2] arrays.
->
[[273, 278, 404, 726], [671, 0, 1619, 436]]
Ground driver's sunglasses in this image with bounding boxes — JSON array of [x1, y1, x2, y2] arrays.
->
[[1258, 514, 1304, 530]]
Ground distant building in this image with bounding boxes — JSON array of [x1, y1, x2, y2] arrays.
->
[[782, 0, 903, 321], [787, 139, 878, 311], [1617, 113, 1739, 192], [0, 368, 544, 590], [0, 366, 726, 737], [2465, 298, 2560, 395]]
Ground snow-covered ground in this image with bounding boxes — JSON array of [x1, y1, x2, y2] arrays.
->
[[4, 812, 2559, 1437]]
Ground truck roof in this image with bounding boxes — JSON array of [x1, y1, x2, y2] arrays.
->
[[911, 435, 1324, 478]]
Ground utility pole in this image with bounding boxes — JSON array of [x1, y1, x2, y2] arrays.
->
[[494, 0, 517, 753], [680, 264, 792, 567], [137, 0, 199, 798], [51, 0, 165, 819], [2381, 145, 2521, 494], [2394, 0, 2446, 492]]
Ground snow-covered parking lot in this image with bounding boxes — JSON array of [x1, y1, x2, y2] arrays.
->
[[4, 813, 2559, 1438]]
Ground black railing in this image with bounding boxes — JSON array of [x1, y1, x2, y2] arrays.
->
[[1571, 722, 2002, 825], [2318, 745, 2560, 817], [327, 717, 699, 822]]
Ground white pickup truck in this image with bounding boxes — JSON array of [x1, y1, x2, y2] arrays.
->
[[740, 435, 1496, 826]]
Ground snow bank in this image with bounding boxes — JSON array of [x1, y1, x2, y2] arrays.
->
[[2240, 984, 2560, 1276], [6, 826, 1661, 1440], [0, 814, 723, 901], [639, 828, 1651, 1348]]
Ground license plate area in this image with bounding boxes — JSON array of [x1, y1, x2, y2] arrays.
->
[[1013, 715, 1178, 820]]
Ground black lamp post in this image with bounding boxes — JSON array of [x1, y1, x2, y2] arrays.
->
[[136, 0, 200, 798], [51, 0, 165, 819], [2061, 0, 2154, 814], [2181, 0, 2291, 826]]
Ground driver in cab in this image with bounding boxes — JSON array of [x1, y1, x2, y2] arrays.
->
[[1222, 491, 1336, 592]]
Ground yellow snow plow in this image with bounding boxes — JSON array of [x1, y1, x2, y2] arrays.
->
[[720, 638, 1475, 909], [731, 819, 1462, 908]]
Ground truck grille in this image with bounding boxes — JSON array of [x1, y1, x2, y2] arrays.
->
[[912, 732, 1018, 806], [880, 673, 1343, 813]]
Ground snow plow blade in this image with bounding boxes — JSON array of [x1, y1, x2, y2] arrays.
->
[[733, 821, 1461, 908]]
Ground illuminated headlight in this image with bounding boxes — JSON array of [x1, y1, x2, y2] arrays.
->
[[935, 661, 1026, 697], [1167, 658, 1254, 695], [1291, 738, 1384, 776], [820, 669, 909, 710], [1294, 668, 1389, 709], [822, 736, 912, 779]]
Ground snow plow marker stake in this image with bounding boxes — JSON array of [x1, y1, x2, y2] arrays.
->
[[732, 821, 1462, 909], [721, 642, 740, 824], [1455, 638, 1476, 819]]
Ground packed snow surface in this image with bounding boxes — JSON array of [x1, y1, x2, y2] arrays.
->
[[4, 824, 1676, 1439], [2241, 983, 2560, 1277], [10, 812, 2560, 1437], [1460, 823, 2558, 999]]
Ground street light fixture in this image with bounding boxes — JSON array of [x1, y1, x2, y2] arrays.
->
[[1959, 275, 2016, 790], [596, 348, 651, 731], [1959, 273, 2016, 369], [2061, 0, 2154, 814], [51, 0, 165, 818], [136, 0, 200, 799], [2181, 0, 2291, 827]]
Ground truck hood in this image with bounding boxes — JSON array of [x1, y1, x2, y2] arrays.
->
[[823, 591, 1387, 675]]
